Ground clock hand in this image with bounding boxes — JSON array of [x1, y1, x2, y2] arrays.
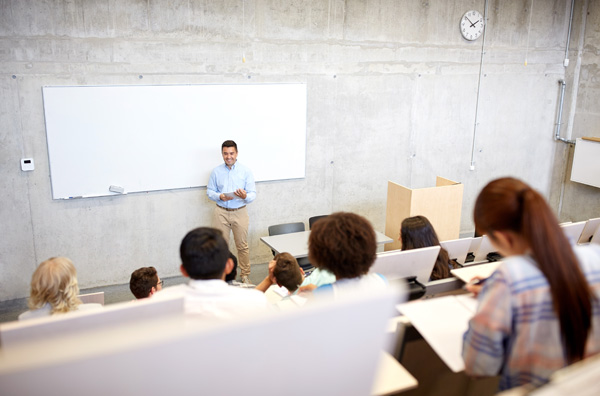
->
[[470, 20, 479, 28], [465, 16, 475, 26]]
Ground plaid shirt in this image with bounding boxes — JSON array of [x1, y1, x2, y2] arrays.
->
[[462, 244, 600, 390]]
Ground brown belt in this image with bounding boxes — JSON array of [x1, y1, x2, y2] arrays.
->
[[217, 205, 246, 212]]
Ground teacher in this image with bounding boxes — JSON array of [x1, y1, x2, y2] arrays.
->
[[207, 140, 257, 284]]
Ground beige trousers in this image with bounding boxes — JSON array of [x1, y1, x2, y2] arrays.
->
[[212, 205, 250, 277]]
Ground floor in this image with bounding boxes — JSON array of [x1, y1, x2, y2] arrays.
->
[[0, 262, 269, 324]]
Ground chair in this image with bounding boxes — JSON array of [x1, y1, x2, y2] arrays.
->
[[267, 222, 312, 271], [309, 215, 328, 230], [78, 292, 105, 306], [268, 222, 305, 237]]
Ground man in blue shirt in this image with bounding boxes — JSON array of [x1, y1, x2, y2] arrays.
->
[[207, 140, 257, 284]]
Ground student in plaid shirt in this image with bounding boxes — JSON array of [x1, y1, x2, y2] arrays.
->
[[463, 178, 600, 391]]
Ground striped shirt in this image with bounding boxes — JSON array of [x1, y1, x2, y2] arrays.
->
[[462, 244, 600, 390]]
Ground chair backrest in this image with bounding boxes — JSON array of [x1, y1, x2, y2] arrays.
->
[[309, 215, 329, 230], [370, 246, 440, 284], [0, 294, 184, 350], [561, 221, 587, 245], [78, 292, 105, 306], [268, 222, 305, 236], [439, 238, 472, 264], [579, 218, 600, 244], [472, 234, 497, 263], [0, 287, 404, 396]]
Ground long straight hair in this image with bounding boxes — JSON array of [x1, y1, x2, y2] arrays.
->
[[474, 177, 592, 364], [401, 215, 458, 280]]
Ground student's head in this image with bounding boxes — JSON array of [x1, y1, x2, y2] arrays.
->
[[308, 212, 376, 279], [272, 252, 303, 293], [473, 177, 569, 256], [474, 177, 591, 364], [129, 266, 162, 299], [180, 227, 232, 280], [224, 252, 238, 283], [28, 257, 81, 314], [400, 215, 442, 250], [400, 215, 453, 280]]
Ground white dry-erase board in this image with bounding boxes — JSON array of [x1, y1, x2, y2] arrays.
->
[[42, 83, 307, 199]]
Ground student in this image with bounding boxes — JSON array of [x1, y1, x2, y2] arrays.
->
[[462, 177, 600, 390], [19, 257, 102, 321], [400, 215, 459, 280], [305, 212, 387, 297], [129, 266, 163, 299], [156, 227, 267, 319], [257, 256, 336, 293], [271, 252, 304, 294]]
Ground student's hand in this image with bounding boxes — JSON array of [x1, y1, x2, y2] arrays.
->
[[268, 259, 277, 284], [297, 284, 317, 294], [465, 276, 485, 297], [219, 193, 233, 201], [234, 189, 247, 199]]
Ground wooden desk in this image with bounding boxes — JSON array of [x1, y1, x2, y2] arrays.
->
[[260, 230, 393, 258], [372, 351, 418, 395]]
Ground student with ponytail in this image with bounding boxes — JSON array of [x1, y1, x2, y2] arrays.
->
[[462, 177, 600, 390]]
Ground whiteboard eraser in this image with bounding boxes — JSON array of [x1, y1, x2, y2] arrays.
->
[[21, 158, 34, 171], [109, 185, 125, 194]]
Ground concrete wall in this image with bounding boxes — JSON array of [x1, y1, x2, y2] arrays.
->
[[550, 0, 600, 222], [1, 0, 598, 302]]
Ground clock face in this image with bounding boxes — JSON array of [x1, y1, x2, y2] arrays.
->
[[460, 10, 484, 41]]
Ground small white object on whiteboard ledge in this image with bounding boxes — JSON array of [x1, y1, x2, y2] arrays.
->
[[109, 185, 125, 194], [21, 158, 34, 171]]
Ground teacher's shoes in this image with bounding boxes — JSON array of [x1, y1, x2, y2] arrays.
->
[[241, 275, 252, 285]]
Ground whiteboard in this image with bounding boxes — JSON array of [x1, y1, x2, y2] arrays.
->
[[42, 83, 307, 199], [571, 138, 600, 189]]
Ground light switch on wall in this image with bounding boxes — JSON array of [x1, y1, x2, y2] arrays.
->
[[21, 158, 34, 171]]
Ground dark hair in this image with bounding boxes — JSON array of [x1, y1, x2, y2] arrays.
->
[[129, 267, 158, 299], [400, 215, 458, 280], [273, 252, 303, 292], [225, 252, 238, 283], [474, 177, 592, 364], [180, 227, 229, 280], [221, 140, 237, 151], [309, 212, 377, 279]]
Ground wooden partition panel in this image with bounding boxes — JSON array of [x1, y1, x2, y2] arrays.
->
[[385, 177, 463, 251]]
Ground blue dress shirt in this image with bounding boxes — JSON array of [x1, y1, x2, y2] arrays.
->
[[207, 162, 256, 209]]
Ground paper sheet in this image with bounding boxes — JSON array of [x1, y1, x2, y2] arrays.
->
[[451, 262, 501, 283]]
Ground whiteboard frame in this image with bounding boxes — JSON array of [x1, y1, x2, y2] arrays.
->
[[42, 83, 307, 199]]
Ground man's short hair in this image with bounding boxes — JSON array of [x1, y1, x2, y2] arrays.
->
[[129, 266, 158, 299], [308, 212, 377, 279], [221, 140, 237, 151], [273, 252, 303, 293], [180, 227, 229, 280], [224, 252, 238, 283]]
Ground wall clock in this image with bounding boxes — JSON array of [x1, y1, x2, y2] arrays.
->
[[460, 10, 484, 41]]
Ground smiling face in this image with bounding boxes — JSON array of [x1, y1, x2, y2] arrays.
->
[[222, 146, 238, 168]]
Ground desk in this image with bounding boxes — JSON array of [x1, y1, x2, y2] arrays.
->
[[372, 351, 418, 395], [260, 230, 393, 258]]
